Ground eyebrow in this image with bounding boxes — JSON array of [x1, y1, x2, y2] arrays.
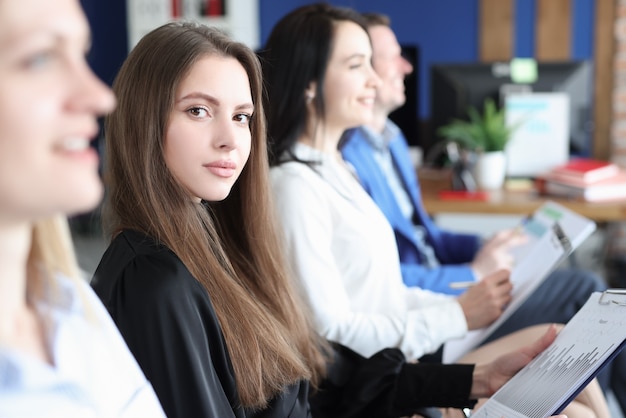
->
[[342, 53, 368, 63], [0, 30, 91, 55], [178, 92, 254, 111]]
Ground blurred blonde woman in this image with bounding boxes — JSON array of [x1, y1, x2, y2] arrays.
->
[[0, 0, 166, 416]]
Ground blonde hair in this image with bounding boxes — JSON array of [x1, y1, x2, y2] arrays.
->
[[27, 215, 99, 324], [29, 215, 81, 283]]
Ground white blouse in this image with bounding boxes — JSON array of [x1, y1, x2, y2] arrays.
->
[[0, 273, 166, 418], [270, 143, 468, 360]]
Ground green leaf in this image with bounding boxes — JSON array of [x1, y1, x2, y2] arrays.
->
[[437, 97, 519, 152]]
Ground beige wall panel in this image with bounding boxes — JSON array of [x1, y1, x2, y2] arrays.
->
[[592, 0, 616, 160], [480, 0, 513, 61], [536, 0, 571, 60]]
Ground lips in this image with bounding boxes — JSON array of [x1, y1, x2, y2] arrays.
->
[[204, 160, 237, 178]]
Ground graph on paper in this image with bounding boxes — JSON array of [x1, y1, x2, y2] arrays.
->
[[472, 291, 626, 418]]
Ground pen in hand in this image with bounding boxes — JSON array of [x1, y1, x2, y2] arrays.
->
[[449, 281, 478, 290]]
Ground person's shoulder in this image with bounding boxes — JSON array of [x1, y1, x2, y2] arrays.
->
[[114, 229, 170, 258], [92, 229, 203, 305], [270, 161, 321, 191], [270, 159, 311, 178], [341, 126, 367, 145], [270, 162, 330, 206]]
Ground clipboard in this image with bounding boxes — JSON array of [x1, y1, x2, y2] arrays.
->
[[443, 201, 596, 363], [472, 290, 626, 418]]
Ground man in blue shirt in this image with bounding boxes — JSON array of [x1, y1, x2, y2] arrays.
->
[[340, 12, 624, 414]]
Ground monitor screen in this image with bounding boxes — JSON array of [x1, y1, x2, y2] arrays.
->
[[428, 60, 592, 159]]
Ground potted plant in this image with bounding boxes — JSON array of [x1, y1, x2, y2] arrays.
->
[[437, 98, 515, 190]]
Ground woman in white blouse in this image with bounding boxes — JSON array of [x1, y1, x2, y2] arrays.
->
[[262, 4, 609, 417], [0, 1, 166, 416]]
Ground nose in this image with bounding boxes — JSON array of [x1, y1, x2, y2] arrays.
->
[[68, 59, 116, 116], [368, 65, 383, 88], [212, 116, 239, 151], [400, 56, 413, 75]]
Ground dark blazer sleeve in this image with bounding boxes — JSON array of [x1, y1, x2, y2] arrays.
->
[[310, 344, 476, 418], [92, 239, 244, 418]]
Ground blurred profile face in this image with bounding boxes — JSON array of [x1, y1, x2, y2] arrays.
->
[[0, 0, 115, 223], [368, 24, 413, 116], [164, 55, 253, 202], [321, 21, 380, 132]]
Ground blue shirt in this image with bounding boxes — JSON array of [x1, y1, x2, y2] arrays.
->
[[359, 122, 440, 269], [0, 273, 166, 418]]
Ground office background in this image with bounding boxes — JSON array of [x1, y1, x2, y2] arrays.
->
[[81, 0, 614, 160], [81, 0, 595, 117]]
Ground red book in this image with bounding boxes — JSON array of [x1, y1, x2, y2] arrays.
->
[[548, 158, 619, 185], [207, 0, 223, 16], [438, 190, 489, 201]]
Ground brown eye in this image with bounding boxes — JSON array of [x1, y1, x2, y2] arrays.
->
[[234, 113, 252, 125], [187, 107, 208, 117]]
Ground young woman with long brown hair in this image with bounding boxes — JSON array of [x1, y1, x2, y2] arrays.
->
[[93, 21, 325, 417]]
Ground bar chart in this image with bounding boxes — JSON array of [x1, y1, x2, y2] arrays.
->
[[472, 291, 626, 418]]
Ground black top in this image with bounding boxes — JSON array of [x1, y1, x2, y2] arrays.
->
[[92, 229, 476, 418]]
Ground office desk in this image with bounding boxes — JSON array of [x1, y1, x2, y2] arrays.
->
[[418, 169, 626, 222]]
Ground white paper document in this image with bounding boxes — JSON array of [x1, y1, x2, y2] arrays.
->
[[505, 92, 570, 177], [443, 201, 596, 363], [472, 290, 626, 418]]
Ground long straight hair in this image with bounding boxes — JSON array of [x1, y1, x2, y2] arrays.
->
[[28, 216, 82, 298], [104, 22, 326, 408], [260, 3, 368, 165]]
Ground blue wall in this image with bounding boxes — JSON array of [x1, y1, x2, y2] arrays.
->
[[85, 0, 596, 120], [81, 0, 128, 86], [259, 0, 595, 120], [259, 0, 478, 120]]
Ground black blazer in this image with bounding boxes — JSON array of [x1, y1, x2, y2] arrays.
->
[[92, 229, 476, 418]]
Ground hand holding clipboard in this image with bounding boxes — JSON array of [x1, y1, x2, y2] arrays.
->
[[444, 201, 597, 363], [471, 290, 626, 418]]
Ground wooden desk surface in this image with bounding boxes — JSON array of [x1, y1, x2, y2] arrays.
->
[[418, 169, 626, 222]]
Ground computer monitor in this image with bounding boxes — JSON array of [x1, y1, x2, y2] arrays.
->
[[428, 60, 592, 158]]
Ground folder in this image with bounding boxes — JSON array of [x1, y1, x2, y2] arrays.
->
[[443, 201, 596, 363], [472, 290, 626, 418]]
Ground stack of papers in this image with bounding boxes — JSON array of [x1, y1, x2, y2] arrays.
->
[[443, 201, 596, 363]]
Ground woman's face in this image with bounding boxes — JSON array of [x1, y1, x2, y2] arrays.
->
[[164, 55, 253, 202], [0, 0, 115, 223], [321, 21, 380, 131]]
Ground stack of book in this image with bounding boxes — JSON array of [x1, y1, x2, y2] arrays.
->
[[537, 158, 626, 202]]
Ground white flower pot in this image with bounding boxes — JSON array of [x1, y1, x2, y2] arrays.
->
[[471, 151, 506, 190]]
